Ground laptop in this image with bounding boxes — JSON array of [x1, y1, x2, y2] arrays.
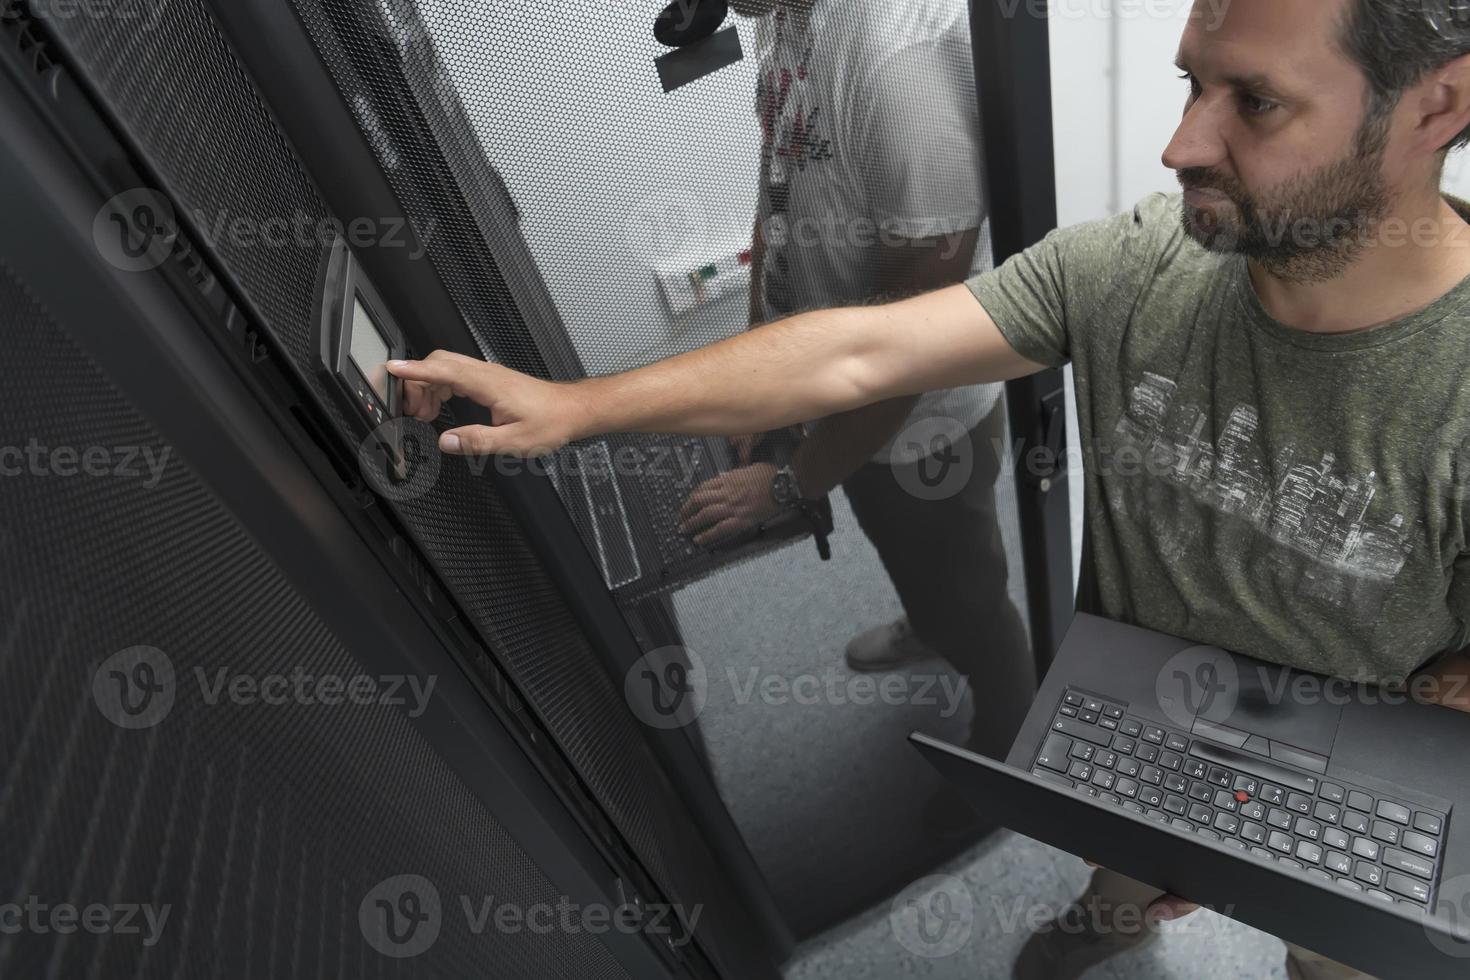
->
[[549, 430, 834, 603], [911, 611, 1470, 979]]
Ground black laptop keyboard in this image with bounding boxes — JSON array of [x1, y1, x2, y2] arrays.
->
[[643, 438, 718, 565], [1032, 689, 1449, 911]]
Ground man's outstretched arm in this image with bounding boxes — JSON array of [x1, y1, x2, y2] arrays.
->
[[385, 284, 1047, 459]]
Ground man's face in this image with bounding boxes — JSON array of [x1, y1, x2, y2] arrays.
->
[[1164, 0, 1398, 281]]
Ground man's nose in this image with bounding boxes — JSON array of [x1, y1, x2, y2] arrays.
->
[[1162, 100, 1227, 174]]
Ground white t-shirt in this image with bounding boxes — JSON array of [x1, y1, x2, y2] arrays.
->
[[752, 0, 1002, 464]]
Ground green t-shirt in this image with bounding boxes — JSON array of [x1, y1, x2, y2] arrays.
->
[[966, 191, 1470, 684]]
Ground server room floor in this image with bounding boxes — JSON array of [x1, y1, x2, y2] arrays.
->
[[783, 831, 1290, 980], [671, 381, 1290, 975]]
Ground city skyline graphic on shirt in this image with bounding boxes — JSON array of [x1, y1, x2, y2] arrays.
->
[[1111, 371, 1414, 610]]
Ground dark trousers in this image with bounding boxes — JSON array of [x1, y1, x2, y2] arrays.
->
[[841, 399, 1036, 758]]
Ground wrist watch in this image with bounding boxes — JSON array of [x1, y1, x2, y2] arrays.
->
[[770, 464, 804, 509]]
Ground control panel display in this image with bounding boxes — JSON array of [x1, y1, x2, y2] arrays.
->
[[313, 236, 409, 482], [349, 296, 392, 404]]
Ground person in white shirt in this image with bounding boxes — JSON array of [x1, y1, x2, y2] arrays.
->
[[675, 0, 1036, 808]]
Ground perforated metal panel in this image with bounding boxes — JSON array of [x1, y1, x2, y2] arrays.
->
[[0, 261, 630, 979]]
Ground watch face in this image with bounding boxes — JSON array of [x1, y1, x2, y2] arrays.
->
[[772, 468, 797, 506]]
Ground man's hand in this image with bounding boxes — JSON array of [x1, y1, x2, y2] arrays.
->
[[1082, 861, 1199, 923], [386, 351, 584, 457], [677, 463, 779, 545], [1140, 893, 1200, 923], [1414, 648, 1470, 713]]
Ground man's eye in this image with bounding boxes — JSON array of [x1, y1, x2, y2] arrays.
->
[[1240, 93, 1280, 116]]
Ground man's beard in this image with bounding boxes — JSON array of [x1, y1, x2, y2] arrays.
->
[[1177, 114, 1392, 284]]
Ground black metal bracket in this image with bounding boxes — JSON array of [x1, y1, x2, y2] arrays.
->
[[969, 0, 1076, 677]]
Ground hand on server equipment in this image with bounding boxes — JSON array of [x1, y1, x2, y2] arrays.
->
[[387, 349, 587, 457]]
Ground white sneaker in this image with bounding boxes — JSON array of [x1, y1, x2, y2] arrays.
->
[[844, 617, 939, 672]]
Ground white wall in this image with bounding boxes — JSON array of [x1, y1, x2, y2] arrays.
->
[[1048, 5, 1115, 226]]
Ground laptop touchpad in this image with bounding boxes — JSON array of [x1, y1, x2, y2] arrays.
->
[[1211, 662, 1343, 757]]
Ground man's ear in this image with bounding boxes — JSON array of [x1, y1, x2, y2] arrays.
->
[[1413, 51, 1470, 154]]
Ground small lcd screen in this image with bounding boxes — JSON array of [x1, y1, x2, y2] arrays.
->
[[349, 296, 392, 404]]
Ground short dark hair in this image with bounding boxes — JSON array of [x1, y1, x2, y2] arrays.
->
[[1337, 0, 1470, 153]]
